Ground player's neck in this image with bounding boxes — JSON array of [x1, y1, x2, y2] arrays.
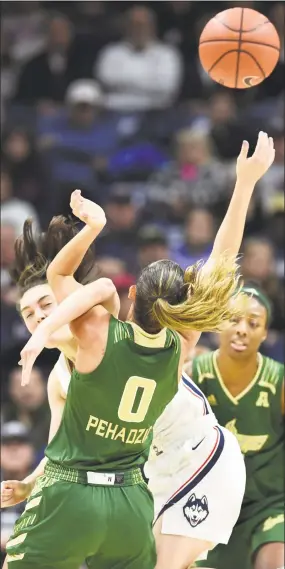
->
[[216, 350, 260, 387]]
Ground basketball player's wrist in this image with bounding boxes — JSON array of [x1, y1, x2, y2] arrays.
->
[[234, 178, 255, 198], [21, 479, 35, 497]]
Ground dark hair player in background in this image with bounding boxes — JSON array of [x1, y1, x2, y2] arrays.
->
[[193, 285, 284, 569]]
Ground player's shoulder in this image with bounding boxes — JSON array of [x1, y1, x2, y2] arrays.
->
[[259, 353, 284, 386], [192, 350, 216, 381]]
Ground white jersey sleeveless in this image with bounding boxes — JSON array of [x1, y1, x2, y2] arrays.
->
[[146, 372, 246, 547], [145, 372, 218, 482], [53, 353, 71, 396]]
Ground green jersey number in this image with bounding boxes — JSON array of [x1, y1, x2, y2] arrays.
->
[[118, 376, 157, 423]]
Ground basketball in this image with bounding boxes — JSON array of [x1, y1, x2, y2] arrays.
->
[[199, 7, 280, 89]]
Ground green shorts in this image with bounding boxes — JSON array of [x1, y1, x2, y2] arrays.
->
[[6, 461, 156, 569], [196, 503, 284, 569]]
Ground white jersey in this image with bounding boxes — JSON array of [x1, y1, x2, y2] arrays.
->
[[54, 353, 71, 396], [145, 372, 246, 549], [145, 373, 218, 483]]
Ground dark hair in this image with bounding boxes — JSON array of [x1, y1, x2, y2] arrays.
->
[[10, 216, 96, 297], [240, 280, 272, 327], [134, 256, 242, 334], [134, 260, 186, 333]]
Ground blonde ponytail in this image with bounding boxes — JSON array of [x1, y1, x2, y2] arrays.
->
[[152, 255, 243, 333]]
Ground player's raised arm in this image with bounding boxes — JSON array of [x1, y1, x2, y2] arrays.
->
[[203, 131, 275, 272], [46, 190, 106, 302]]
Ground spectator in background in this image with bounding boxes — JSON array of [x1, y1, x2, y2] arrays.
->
[[2, 367, 50, 455], [1, 422, 35, 566], [96, 5, 182, 111], [256, 2, 284, 100], [96, 257, 126, 279], [265, 193, 284, 280], [1, 169, 40, 237], [241, 238, 285, 331], [1, 30, 17, 116], [1, 222, 16, 290], [171, 207, 215, 270], [95, 187, 140, 270], [136, 225, 169, 275], [257, 120, 284, 216], [14, 13, 83, 112], [112, 273, 135, 321], [2, 128, 49, 217], [1, 1, 47, 66], [149, 128, 232, 222], [69, 1, 121, 69], [37, 79, 122, 208]]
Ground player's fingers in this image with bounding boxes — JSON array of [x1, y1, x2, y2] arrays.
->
[[70, 189, 83, 209], [1, 486, 14, 496], [253, 131, 267, 159], [238, 140, 249, 159]]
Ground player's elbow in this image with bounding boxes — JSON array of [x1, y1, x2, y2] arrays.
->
[[46, 262, 68, 287], [87, 278, 116, 304]]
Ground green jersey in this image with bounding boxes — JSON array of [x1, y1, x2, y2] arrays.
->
[[46, 317, 180, 472], [192, 351, 284, 520]]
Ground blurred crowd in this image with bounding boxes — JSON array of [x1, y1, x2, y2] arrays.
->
[[0, 1, 284, 566]]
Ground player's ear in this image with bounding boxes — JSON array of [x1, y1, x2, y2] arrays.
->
[[128, 285, 136, 301]]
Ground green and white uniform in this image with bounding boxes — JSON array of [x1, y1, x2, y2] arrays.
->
[[7, 317, 180, 569], [193, 351, 284, 569]]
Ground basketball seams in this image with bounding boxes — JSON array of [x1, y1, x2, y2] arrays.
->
[[235, 8, 244, 88], [208, 49, 266, 80], [199, 39, 279, 52], [213, 16, 270, 33], [208, 50, 237, 74], [242, 51, 266, 78]]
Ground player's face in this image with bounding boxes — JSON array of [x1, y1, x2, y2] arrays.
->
[[219, 296, 267, 359], [20, 284, 57, 334]]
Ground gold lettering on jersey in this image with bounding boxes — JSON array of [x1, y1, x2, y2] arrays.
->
[[256, 392, 269, 408], [263, 514, 284, 532], [207, 395, 217, 406], [86, 416, 99, 431], [134, 429, 146, 444], [85, 415, 153, 445], [225, 419, 268, 453], [114, 428, 126, 442], [258, 379, 276, 395], [96, 419, 109, 437], [142, 427, 152, 443], [105, 423, 119, 439], [126, 429, 137, 444]]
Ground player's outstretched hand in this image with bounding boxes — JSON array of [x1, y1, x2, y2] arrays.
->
[[19, 327, 49, 386], [236, 131, 275, 185], [70, 189, 106, 230], [1, 480, 32, 508]]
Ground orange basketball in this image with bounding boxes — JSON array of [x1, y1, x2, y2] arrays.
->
[[199, 7, 280, 89]]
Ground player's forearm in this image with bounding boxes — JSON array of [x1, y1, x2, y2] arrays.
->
[[47, 225, 100, 284], [211, 178, 255, 259], [22, 457, 47, 494], [40, 278, 116, 337]]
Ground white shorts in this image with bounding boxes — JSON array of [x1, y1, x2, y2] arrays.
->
[[152, 426, 246, 546]]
